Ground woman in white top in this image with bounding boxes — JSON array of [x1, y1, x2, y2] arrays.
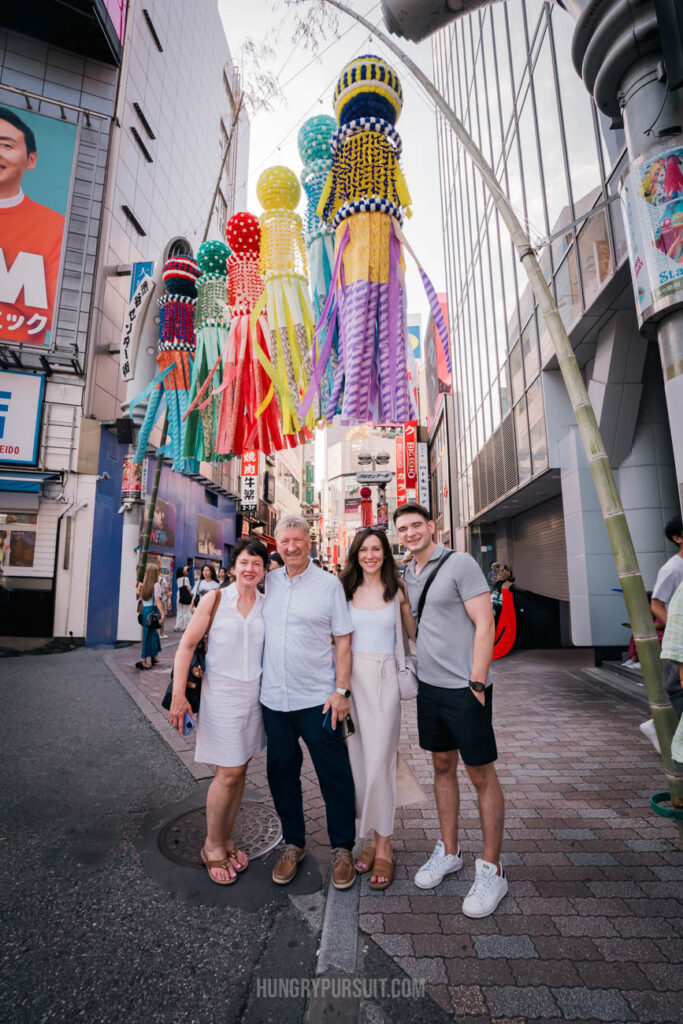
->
[[340, 527, 425, 890], [174, 565, 193, 632], [169, 538, 268, 885], [192, 563, 219, 610]]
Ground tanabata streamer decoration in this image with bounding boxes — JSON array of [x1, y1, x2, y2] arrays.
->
[[253, 166, 318, 438], [300, 55, 451, 425], [213, 212, 286, 455], [298, 115, 338, 415], [182, 239, 231, 461], [133, 256, 201, 473]]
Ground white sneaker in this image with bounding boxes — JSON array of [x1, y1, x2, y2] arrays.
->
[[639, 719, 661, 753], [414, 840, 463, 889], [462, 859, 508, 918], [623, 659, 640, 669]]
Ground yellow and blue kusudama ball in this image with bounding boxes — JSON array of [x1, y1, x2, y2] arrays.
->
[[257, 166, 301, 212], [297, 115, 337, 165], [197, 239, 231, 277], [333, 54, 403, 126]]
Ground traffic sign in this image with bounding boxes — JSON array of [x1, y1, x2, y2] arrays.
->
[[356, 471, 393, 484]]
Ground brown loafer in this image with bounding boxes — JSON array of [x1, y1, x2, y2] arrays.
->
[[332, 848, 356, 890], [272, 844, 306, 885]]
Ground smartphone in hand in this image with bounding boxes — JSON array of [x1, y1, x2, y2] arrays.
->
[[183, 712, 196, 736]]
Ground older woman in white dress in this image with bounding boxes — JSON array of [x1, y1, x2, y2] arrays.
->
[[169, 538, 268, 885], [340, 527, 426, 890]]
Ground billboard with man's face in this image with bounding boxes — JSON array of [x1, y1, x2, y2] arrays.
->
[[0, 102, 77, 348]]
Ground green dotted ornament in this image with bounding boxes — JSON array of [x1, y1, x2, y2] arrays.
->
[[197, 239, 231, 277]]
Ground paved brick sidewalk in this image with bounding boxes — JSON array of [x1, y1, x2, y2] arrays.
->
[[111, 636, 682, 1022], [362, 649, 683, 1023]]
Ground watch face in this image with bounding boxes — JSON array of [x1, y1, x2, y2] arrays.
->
[[470, 681, 485, 692]]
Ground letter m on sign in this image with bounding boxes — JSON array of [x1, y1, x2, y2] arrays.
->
[[0, 251, 48, 308]]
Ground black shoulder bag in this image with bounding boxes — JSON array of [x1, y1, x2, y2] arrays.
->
[[415, 550, 455, 634], [162, 589, 221, 714]]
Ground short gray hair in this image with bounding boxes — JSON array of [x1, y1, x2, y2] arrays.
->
[[274, 514, 310, 538]]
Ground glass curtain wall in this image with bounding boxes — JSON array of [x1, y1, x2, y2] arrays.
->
[[432, 0, 627, 526]]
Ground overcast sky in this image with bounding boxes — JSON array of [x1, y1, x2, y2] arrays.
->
[[217, 0, 446, 333]]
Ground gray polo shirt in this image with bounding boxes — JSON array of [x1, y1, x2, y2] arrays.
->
[[404, 543, 490, 690]]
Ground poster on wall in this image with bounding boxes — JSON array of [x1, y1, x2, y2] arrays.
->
[[0, 511, 37, 568], [197, 514, 222, 558], [121, 455, 142, 503], [139, 497, 176, 549], [621, 145, 683, 325], [0, 102, 78, 348]]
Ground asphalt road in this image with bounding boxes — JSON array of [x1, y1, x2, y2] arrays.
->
[[1, 648, 446, 1024]]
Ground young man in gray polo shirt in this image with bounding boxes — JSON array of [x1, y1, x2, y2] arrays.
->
[[395, 502, 507, 918]]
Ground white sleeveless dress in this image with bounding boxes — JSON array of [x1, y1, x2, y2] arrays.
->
[[194, 584, 266, 768], [346, 599, 426, 837]]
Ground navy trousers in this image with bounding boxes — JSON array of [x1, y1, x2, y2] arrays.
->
[[262, 704, 356, 851]]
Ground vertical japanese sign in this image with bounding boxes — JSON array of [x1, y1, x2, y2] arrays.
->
[[240, 450, 258, 511], [120, 268, 155, 381], [395, 434, 406, 507], [0, 102, 77, 348], [404, 420, 418, 497], [417, 442, 430, 512]]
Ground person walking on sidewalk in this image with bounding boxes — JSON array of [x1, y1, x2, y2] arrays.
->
[[639, 514, 683, 751], [395, 502, 507, 919], [174, 565, 192, 632], [169, 538, 268, 885], [261, 514, 357, 891], [135, 564, 164, 670], [340, 527, 426, 890]]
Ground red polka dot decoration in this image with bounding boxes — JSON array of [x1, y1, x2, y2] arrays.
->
[[226, 211, 261, 257], [162, 256, 201, 297]]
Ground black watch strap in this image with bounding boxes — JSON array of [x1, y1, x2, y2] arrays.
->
[[469, 680, 486, 693]]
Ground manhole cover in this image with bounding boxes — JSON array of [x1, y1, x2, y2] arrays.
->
[[157, 800, 282, 868]]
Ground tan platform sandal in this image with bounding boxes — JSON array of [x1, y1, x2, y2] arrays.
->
[[355, 846, 376, 873], [369, 856, 395, 891]]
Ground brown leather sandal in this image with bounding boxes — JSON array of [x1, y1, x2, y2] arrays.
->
[[201, 847, 237, 885], [369, 856, 395, 891], [355, 846, 376, 873], [226, 846, 248, 873]]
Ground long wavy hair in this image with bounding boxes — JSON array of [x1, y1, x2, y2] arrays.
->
[[140, 564, 159, 601], [340, 527, 400, 603]]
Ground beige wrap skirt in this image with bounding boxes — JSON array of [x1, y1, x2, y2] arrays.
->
[[347, 651, 427, 837]]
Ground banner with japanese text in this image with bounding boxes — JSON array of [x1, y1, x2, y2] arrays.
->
[[404, 420, 418, 496], [395, 434, 406, 506], [0, 102, 77, 348]]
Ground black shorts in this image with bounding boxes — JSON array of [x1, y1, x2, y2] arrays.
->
[[417, 680, 498, 766]]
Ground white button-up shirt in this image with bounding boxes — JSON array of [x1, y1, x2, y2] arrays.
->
[[261, 561, 353, 711], [204, 585, 264, 681]]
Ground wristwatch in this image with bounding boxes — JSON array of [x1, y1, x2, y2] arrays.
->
[[469, 680, 486, 693], [335, 688, 352, 698]]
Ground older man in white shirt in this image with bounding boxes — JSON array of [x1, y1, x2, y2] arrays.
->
[[261, 514, 356, 890]]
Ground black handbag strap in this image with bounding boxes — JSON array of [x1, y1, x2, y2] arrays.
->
[[416, 550, 455, 627]]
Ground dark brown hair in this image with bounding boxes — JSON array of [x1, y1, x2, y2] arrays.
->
[[340, 527, 400, 603], [228, 537, 269, 582], [393, 501, 431, 524]]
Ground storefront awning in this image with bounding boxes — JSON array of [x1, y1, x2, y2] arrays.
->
[[0, 472, 59, 493]]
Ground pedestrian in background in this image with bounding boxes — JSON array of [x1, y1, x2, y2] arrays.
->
[[218, 566, 227, 586], [158, 572, 170, 638], [268, 552, 284, 572], [135, 564, 164, 670], [192, 563, 219, 611], [340, 526, 425, 890], [639, 515, 683, 750], [174, 565, 192, 632], [261, 514, 357, 891], [395, 502, 506, 919], [170, 538, 268, 885]]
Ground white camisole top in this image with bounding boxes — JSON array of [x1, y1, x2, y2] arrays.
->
[[348, 601, 396, 654]]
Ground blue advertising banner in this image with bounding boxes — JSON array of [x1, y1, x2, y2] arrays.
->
[[0, 369, 45, 465], [0, 102, 77, 348]]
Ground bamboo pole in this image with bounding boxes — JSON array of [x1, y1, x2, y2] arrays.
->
[[137, 414, 169, 583], [324, 0, 683, 840]]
